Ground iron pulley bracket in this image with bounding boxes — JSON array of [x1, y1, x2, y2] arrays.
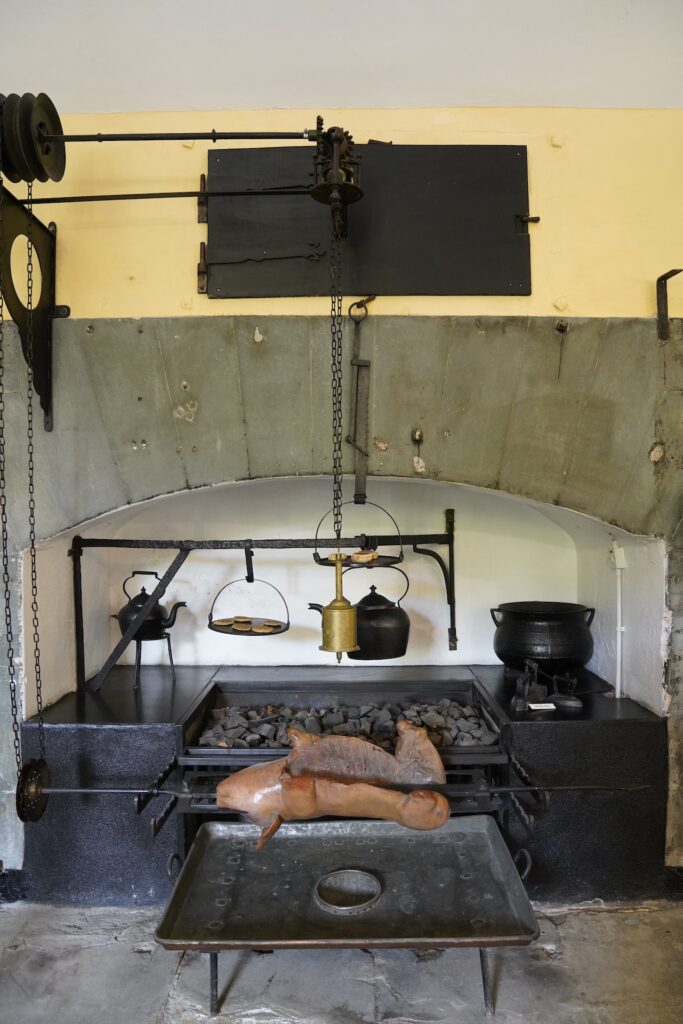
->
[[0, 187, 69, 430]]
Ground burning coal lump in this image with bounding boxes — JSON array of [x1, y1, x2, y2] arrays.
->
[[216, 721, 450, 847], [201, 697, 497, 749]]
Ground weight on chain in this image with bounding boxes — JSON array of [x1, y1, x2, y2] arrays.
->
[[16, 758, 50, 822], [0, 93, 66, 183]]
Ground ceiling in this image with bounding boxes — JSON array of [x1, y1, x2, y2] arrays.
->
[[2, 0, 682, 113]]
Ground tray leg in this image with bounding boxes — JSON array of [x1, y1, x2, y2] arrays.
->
[[479, 948, 494, 1017], [209, 952, 219, 1015]]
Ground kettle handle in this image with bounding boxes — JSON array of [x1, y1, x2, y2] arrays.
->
[[584, 608, 595, 626], [123, 571, 161, 600], [343, 564, 410, 605], [490, 609, 503, 626]]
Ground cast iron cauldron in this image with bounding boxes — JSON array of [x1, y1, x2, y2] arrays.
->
[[491, 601, 595, 672], [114, 571, 186, 641]]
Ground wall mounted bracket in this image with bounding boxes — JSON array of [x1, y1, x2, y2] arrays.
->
[[346, 295, 375, 504], [656, 268, 682, 342], [0, 186, 70, 430]]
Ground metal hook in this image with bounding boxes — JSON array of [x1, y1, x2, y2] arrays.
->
[[244, 544, 255, 583], [348, 295, 376, 323]]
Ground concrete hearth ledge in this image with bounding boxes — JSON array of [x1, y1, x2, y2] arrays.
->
[[0, 902, 681, 1024]]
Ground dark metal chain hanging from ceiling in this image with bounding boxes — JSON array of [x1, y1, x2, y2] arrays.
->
[[0, 110, 24, 780]]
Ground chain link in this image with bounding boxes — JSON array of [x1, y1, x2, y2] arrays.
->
[[0, 111, 24, 775], [329, 223, 344, 542], [25, 181, 46, 759]]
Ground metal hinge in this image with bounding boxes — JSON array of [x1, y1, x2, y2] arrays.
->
[[198, 174, 207, 223], [197, 242, 208, 294]]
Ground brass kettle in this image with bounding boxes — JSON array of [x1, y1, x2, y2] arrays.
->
[[308, 555, 359, 661]]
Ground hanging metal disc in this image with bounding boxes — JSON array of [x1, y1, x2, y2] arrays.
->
[[19, 94, 49, 182], [0, 93, 22, 183], [1, 93, 34, 183], [16, 758, 50, 822], [30, 93, 66, 182]]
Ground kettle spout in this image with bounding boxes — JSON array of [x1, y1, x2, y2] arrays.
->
[[308, 603, 323, 616], [161, 602, 187, 629]]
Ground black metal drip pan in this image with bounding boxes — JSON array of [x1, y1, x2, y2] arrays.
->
[[156, 817, 538, 951]]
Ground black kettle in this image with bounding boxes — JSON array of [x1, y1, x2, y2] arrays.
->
[[114, 571, 187, 641], [347, 568, 411, 661]]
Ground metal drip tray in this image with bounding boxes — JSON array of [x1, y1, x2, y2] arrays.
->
[[156, 817, 538, 951]]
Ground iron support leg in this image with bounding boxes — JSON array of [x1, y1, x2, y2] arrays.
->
[[133, 640, 142, 692], [166, 633, 177, 684], [209, 952, 219, 1015], [479, 948, 494, 1017]]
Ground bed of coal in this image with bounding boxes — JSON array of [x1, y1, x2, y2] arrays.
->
[[199, 697, 498, 751]]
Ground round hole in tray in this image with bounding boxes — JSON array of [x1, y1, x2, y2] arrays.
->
[[314, 869, 382, 916]]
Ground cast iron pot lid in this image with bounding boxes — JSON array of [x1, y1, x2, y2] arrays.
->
[[496, 602, 591, 617]]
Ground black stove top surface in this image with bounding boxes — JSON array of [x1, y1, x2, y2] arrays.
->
[[26, 663, 661, 728]]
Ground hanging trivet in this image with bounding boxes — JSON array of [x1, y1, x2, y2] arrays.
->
[[208, 547, 290, 637]]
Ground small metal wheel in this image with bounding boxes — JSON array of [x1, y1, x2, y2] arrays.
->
[[1, 94, 33, 182], [16, 758, 50, 822], [30, 93, 66, 182], [0, 94, 22, 182], [0, 92, 66, 184], [18, 93, 49, 182]]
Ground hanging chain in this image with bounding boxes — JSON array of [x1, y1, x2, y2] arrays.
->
[[25, 181, 46, 760], [0, 114, 24, 775], [330, 223, 344, 545]]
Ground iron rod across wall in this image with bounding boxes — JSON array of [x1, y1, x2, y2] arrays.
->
[[69, 510, 457, 693], [40, 130, 313, 143], [21, 188, 311, 206]]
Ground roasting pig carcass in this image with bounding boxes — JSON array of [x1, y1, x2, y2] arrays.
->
[[216, 720, 449, 847]]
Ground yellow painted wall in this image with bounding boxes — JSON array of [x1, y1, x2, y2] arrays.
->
[[25, 106, 683, 319]]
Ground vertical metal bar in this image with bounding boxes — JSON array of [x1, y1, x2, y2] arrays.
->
[[656, 269, 683, 342], [209, 952, 219, 1015], [446, 508, 458, 650], [479, 948, 494, 1017], [133, 640, 142, 692], [69, 536, 86, 690]]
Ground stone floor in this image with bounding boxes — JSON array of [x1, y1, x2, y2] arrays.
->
[[0, 901, 681, 1023]]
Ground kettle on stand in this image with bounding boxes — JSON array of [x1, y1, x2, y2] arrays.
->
[[113, 571, 187, 690]]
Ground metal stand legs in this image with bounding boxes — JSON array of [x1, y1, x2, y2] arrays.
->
[[479, 948, 494, 1017], [205, 949, 496, 1017], [132, 633, 175, 693], [165, 633, 177, 684], [209, 952, 219, 1015], [133, 640, 142, 692]]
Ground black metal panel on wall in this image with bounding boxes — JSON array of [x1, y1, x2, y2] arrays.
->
[[206, 145, 531, 297]]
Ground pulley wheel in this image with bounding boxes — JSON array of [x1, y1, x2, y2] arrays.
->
[[1, 93, 34, 183], [16, 758, 50, 822], [31, 93, 66, 182], [0, 93, 22, 183], [18, 94, 48, 182], [310, 180, 363, 206]]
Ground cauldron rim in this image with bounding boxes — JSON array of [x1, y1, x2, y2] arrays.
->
[[495, 601, 590, 617]]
